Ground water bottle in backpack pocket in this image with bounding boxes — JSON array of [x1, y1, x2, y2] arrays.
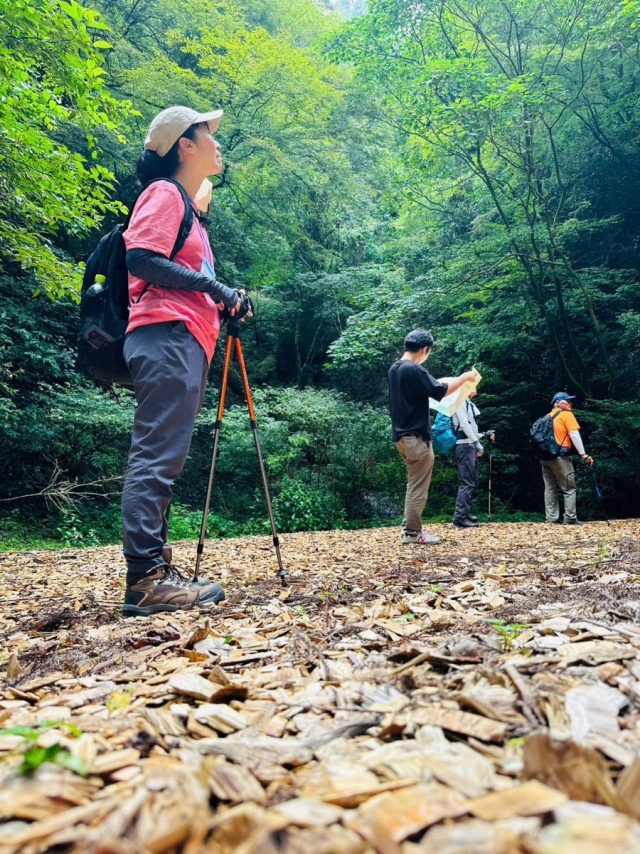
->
[[78, 225, 133, 385], [432, 412, 458, 454]]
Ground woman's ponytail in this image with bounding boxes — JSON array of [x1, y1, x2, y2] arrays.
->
[[136, 123, 201, 186], [136, 149, 174, 184]]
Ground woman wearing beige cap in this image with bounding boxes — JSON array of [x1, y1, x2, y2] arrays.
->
[[120, 106, 248, 617]]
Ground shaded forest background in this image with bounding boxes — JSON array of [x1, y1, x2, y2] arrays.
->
[[1, 0, 639, 550]]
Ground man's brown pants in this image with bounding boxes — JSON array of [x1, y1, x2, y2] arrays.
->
[[395, 435, 435, 533]]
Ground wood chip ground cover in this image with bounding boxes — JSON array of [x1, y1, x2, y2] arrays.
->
[[1, 521, 640, 853]]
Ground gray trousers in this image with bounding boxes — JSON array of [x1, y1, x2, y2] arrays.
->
[[122, 322, 209, 574], [541, 456, 577, 522], [395, 436, 435, 533], [453, 443, 479, 523]]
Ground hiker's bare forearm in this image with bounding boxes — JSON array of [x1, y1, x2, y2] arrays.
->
[[445, 370, 479, 396]]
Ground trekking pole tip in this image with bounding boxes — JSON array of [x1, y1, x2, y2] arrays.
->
[[277, 568, 289, 586]]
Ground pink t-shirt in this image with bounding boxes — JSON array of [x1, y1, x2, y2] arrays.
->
[[123, 181, 221, 364]]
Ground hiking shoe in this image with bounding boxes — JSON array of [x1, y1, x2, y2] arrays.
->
[[468, 515, 479, 523], [563, 518, 584, 526], [401, 531, 441, 545], [162, 545, 211, 587], [453, 518, 479, 529], [123, 565, 224, 617], [164, 563, 224, 600]]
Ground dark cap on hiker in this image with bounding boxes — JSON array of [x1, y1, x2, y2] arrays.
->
[[551, 392, 577, 404], [144, 106, 223, 158]]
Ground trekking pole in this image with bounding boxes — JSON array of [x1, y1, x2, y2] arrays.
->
[[195, 310, 288, 585], [488, 452, 493, 522], [585, 461, 611, 527], [233, 320, 288, 585], [194, 331, 234, 581]]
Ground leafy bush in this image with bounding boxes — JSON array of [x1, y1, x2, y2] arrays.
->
[[56, 502, 121, 547], [273, 476, 345, 532], [0, 274, 134, 502], [185, 386, 403, 530]]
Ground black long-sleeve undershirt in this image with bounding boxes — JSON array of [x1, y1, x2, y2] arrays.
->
[[126, 249, 237, 308]]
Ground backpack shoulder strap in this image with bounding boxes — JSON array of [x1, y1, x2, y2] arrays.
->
[[131, 177, 195, 303], [138, 177, 194, 258], [154, 178, 194, 259]]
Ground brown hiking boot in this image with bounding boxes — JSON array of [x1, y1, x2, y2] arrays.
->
[[162, 545, 211, 587], [123, 565, 224, 618]]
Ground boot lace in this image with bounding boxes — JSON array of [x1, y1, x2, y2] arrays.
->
[[163, 564, 193, 587]]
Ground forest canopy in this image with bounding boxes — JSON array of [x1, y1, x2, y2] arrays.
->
[[1, 0, 639, 549]]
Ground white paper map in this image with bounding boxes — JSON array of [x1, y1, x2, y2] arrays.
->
[[429, 370, 482, 416]]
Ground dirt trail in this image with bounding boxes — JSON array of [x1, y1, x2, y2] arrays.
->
[[2, 521, 640, 853]]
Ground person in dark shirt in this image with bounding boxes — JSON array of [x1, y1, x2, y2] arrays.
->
[[389, 329, 479, 544]]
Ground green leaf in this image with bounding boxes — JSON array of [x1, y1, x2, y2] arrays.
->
[[0, 726, 40, 741], [53, 751, 87, 775]]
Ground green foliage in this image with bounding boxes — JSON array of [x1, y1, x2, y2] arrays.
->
[[167, 504, 250, 541], [89, 0, 385, 292], [483, 618, 529, 653], [0, 273, 134, 509], [1, 382, 406, 548], [57, 507, 101, 548], [273, 476, 345, 532], [17, 743, 86, 776], [325, 0, 640, 516], [2, 0, 640, 553], [333, 0, 640, 395], [1, 721, 86, 776], [184, 387, 402, 534], [0, 509, 61, 552], [0, 0, 131, 297]]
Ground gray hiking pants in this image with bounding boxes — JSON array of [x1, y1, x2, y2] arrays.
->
[[395, 436, 435, 533], [122, 322, 209, 575], [453, 443, 479, 523], [541, 456, 577, 522]]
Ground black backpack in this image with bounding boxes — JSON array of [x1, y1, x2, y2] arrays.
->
[[77, 178, 193, 386], [530, 411, 562, 460]]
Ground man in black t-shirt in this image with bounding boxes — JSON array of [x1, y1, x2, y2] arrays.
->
[[389, 329, 479, 544]]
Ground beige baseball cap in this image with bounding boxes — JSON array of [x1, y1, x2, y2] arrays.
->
[[144, 106, 223, 158]]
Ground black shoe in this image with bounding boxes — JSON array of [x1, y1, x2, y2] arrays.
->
[[563, 518, 584, 526], [468, 515, 479, 523], [453, 518, 479, 529]]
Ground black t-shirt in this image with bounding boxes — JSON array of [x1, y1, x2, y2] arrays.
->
[[388, 359, 449, 443]]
